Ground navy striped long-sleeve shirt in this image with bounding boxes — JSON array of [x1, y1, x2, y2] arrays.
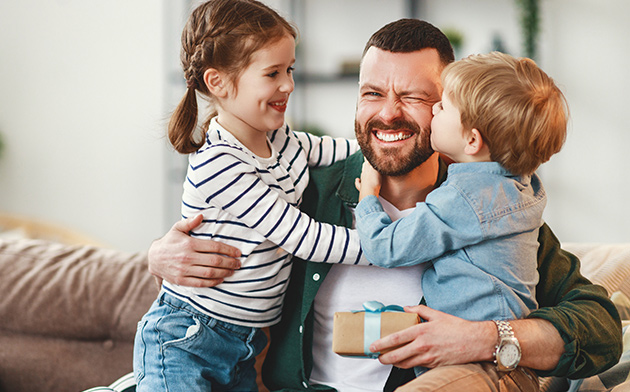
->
[[164, 118, 366, 327]]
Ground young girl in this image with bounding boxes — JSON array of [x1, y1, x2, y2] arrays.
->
[[133, 1, 367, 390]]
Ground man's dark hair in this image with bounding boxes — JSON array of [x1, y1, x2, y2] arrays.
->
[[363, 18, 454, 66]]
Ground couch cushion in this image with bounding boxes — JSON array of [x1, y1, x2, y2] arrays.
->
[[561, 243, 630, 298], [0, 238, 158, 341]]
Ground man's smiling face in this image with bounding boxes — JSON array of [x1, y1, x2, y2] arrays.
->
[[355, 47, 443, 176]]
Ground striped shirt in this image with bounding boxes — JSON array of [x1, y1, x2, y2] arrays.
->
[[164, 118, 365, 327]]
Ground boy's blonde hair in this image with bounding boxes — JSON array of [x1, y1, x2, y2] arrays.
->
[[442, 51, 568, 176]]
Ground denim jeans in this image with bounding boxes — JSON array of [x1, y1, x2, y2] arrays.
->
[[133, 291, 268, 392]]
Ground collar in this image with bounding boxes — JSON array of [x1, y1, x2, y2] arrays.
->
[[336, 151, 365, 207]]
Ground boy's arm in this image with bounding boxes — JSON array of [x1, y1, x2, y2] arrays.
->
[[354, 184, 487, 267]]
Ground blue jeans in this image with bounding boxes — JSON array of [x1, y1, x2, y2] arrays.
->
[[133, 291, 268, 392]]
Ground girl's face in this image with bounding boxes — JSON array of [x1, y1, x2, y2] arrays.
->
[[430, 91, 468, 162], [217, 34, 295, 141]]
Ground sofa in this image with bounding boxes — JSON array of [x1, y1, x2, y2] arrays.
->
[[0, 237, 628, 392]]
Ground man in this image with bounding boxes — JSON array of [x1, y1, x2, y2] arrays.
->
[[148, 19, 622, 391]]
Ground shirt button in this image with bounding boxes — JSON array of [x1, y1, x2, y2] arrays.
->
[[302, 381, 309, 389], [299, 325, 303, 334], [312, 273, 320, 281]]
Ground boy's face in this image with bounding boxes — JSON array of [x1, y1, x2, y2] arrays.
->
[[217, 34, 295, 137], [430, 91, 468, 162], [355, 47, 442, 176]]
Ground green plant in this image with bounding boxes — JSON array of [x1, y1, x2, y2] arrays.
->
[[443, 28, 464, 54], [516, 0, 540, 59]]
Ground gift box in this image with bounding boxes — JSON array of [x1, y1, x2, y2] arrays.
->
[[332, 301, 419, 358]]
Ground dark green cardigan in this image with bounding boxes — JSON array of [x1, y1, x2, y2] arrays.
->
[[263, 151, 622, 391]]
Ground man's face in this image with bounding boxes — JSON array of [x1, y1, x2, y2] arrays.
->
[[355, 47, 443, 176]]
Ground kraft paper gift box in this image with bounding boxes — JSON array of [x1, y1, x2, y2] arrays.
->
[[332, 301, 420, 358]]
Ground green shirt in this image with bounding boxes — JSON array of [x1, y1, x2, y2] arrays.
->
[[263, 152, 622, 391]]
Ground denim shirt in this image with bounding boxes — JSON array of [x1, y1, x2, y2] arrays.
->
[[355, 161, 544, 321]]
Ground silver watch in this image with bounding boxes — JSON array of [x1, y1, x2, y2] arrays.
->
[[493, 320, 521, 371]]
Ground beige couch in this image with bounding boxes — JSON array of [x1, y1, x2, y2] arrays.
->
[[0, 239, 156, 392], [0, 238, 628, 392]]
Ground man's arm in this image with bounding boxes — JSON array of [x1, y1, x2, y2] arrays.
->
[[526, 223, 622, 378], [371, 224, 622, 379], [148, 214, 242, 287], [369, 305, 564, 370]]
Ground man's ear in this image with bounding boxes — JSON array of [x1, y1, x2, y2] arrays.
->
[[464, 128, 485, 156], [203, 68, 227, 98]]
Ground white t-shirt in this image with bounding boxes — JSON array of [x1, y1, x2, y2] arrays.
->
[[309, 198, 426, 392]]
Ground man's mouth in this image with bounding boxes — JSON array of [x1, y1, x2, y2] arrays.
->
[[374, 130, 414, 143]]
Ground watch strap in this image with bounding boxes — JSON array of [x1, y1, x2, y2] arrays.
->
[[494, 319, 514, 341]]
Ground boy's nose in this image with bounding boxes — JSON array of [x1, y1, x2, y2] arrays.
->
[[432, 101, 441, 115]]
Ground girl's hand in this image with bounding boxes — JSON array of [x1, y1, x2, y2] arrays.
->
[[355, 160, 382, 201]]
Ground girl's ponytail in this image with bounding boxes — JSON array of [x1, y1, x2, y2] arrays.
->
[[168, 84, 202, 154]]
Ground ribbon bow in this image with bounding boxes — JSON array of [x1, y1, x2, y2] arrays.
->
[[353, 301, 404, 358]]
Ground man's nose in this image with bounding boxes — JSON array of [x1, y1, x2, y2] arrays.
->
[[378, 97, 402, 122]]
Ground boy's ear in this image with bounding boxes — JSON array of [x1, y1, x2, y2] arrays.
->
[[464, 128, 485, 156], [203, 68, 227, 98]]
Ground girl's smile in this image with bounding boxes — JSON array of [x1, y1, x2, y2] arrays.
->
[[212, 34, 296, 156]]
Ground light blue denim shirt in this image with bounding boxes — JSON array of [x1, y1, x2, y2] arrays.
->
[[355, 161, 544, 321]]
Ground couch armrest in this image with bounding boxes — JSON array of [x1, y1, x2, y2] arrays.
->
[[0, 238, 158, 341]]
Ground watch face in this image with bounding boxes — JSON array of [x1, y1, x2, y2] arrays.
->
[[499, 344, 520, 367]]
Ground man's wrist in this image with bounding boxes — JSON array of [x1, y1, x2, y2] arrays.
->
[[493, 320, 522, 371]]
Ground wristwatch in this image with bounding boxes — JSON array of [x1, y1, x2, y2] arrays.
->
[[493, 320, 521, 371]]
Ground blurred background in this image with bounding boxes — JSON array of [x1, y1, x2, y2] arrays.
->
[[0, 0, 628, 252]]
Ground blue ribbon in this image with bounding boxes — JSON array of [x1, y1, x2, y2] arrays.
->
[[352, 301, 404, 358]]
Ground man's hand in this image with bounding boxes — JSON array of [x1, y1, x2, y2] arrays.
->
[[369, 305, 496, 369], [148, 214, 242, 287], [355, 160, 383, 201]]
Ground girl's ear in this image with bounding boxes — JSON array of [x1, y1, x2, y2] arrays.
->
[[464, 128, 485, 156], [204, 68, 227, 98]]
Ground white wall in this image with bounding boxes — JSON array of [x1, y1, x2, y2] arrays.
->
[[0, 0, 627, 252], [537, 0, 630, 243], [0, 1, 169, 251]]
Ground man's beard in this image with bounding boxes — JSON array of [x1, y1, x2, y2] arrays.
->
[[355, 118, 434, 177]]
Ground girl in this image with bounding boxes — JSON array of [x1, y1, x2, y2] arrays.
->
[[133, 1, 367, 390]]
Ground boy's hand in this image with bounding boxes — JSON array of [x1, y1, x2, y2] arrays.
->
[[355, 160, 382, 201]]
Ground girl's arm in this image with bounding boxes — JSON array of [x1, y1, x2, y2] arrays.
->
[[290, 130, 359, 168], [188, 150, 367, 265]]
